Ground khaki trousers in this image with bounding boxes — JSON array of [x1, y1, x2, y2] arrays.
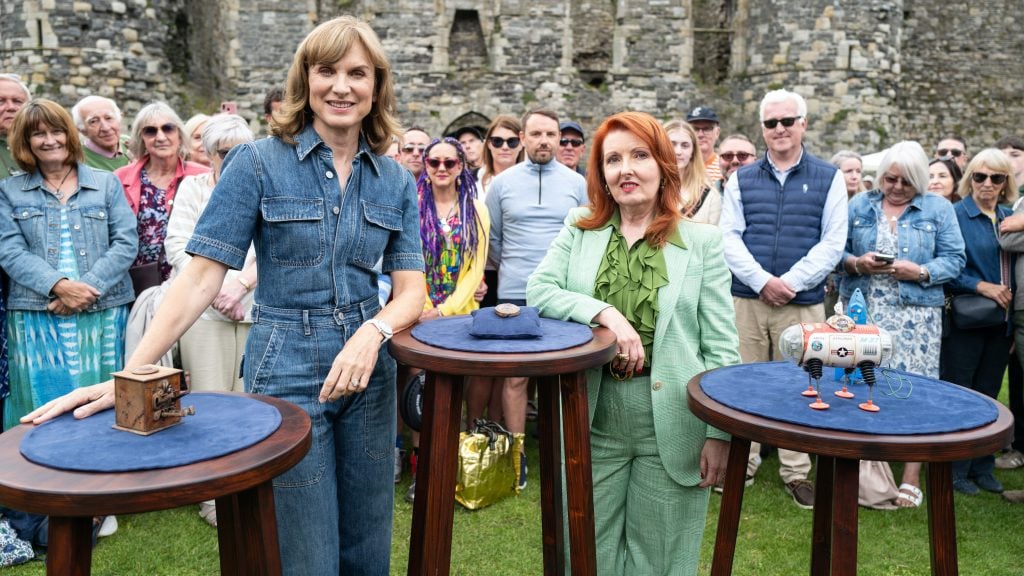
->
[[179, 318, 250, 393], [733, 297, 822, 484]]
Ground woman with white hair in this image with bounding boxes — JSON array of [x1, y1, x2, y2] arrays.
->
[[165, 114, 256, 527], [831, 150, 865, 198], [114, 102, 208, 291], [183, 113, 212, 167], [840, 140, 965, 507]]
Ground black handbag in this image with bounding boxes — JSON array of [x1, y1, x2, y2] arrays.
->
[[399, 370, 424, 432], [949, 293, 1006, 330]]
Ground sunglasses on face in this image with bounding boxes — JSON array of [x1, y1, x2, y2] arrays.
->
[[882, 174, 914, 188], [720, 152, 754, 163], [425, 157, 459, 170], [402, 145, 426, 154], [489, 136, 521, 149], [142, 123, 177, 138], [560, 138, 584, 148], [972, 171, 1007, 185], [936, 148, 964, 158], [762, 116, 802, 130]]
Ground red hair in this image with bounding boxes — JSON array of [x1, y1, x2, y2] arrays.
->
[[577, 111, 682, 247]]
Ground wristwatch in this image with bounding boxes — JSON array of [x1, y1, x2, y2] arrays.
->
[[918, 266, 928, 284], [365, 318, 393, 343]]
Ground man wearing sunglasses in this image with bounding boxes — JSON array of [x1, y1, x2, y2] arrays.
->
[[716, 134, 757, 191], [719, 89, 848, 509], [72, 95, 132, 172], [557, 120, 587, 176], [934, 136, 968, 170], [399, 127, 431, 179]]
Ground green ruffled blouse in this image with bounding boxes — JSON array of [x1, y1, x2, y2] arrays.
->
[[593, 212, 683, 366]]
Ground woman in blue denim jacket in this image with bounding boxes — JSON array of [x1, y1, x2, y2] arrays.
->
[[20, 18, 425, 575], [839, 141, 965, 507], [0, 99, 136, 430], [941, 148, 1018, 496]]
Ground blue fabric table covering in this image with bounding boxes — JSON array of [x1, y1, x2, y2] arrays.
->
[[412, 315, 593, 353], [700, 361, 998, 435], [469, 306, 543, 339], [19, 392, 282, 472]]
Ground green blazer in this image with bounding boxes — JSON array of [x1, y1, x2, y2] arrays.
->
[[527, 208, 741, 486]]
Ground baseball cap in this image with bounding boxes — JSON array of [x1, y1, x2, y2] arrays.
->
[[685, 106, 719, 124], [451, 126, 484, 141], [560, 121, 585, 139]]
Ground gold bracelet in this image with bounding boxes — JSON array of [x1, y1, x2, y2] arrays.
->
[[237, 276, 252, 291]]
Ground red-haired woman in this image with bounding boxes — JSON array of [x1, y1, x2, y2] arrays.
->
[[527, 111, 740, 574]]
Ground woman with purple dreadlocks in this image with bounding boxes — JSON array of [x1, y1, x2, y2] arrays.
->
[[417, 137, 489, 320]]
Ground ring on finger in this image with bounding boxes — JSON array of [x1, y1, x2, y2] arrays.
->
[[615, 352, 629, 362], [348, 379, 360, 389]]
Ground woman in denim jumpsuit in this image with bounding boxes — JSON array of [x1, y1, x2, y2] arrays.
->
[[21, 17, 426, 575]]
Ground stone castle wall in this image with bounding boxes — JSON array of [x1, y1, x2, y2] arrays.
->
[[1, 0, 1021, 156]]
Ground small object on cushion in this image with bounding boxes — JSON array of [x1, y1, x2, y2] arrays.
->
[[469, 306, 542, 339], [895, 483, 923, 508], [494, 303, 521, 318]]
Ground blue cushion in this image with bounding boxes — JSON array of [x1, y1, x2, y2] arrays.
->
[[412, 316, 593, 353], [19, 393, 282, 472], [469, 306, 543, 339], [700, 361, 998, 435]]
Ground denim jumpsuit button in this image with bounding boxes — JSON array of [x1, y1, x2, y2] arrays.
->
[[326, 171, 334, 179], [73, 224, 80, 230], [332, 206, 340, 215]]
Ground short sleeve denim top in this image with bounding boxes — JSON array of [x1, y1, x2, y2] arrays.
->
[[186, 124, 424, 310]]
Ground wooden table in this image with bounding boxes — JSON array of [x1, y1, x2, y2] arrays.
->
[[687, 371, 1014, 576], [390, 327, 616, 576], [0, 394, 311, 576]]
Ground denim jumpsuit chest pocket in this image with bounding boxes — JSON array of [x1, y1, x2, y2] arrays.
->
[[261, 196, 326, 267]]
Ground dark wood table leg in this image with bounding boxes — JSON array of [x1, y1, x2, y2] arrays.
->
[[830, 457, 860, 576], [537, 375, 565, 575], [810, 455, 834, 576], [215, 482, 281, 576], [408, 372, 464, 576], [710, 436, 752, 576], [46, 516, 93, 576], [926, 462, 958, 576], [559, 371, 596, 576]]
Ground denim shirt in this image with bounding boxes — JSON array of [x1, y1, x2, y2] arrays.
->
[[949, 194, 1015, 295], [0, 163, 138, 311], [186, 125, 424, 310], [840, 190, 965, 307]]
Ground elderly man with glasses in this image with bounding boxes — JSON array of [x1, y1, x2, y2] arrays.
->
[[0, 73, 30, 177], [686, 105, 722, 183], [718, 88, 848, 509], [72, 95, 132, 171], [557, 120, 586, 176]]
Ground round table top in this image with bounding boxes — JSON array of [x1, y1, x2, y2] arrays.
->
[[390, 326, 617, 377], [687, 368, 1013, 462], [0, 394, 311, 517]]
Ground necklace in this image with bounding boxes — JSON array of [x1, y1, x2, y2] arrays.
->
[[44, 166, 73, 200], [438, 201, 457, 236]]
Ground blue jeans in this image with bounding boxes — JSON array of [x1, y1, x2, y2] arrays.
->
[[246, 298, 395, 575]]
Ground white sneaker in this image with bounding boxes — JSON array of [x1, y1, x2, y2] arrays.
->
[[97, 515, 118, 538], [394, 447, 403, 483]]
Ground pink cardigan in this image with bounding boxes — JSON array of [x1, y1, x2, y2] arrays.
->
[[114, 156, 209, 215]]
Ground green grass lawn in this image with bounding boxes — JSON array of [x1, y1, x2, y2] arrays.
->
[[6, 387, 1024, 575]]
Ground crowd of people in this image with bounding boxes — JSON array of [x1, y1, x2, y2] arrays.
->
[[0, 13, 1023, 575]]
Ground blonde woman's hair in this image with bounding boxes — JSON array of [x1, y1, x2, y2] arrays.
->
[[662, 119, 710, 214], [272, 16, 398, 155]]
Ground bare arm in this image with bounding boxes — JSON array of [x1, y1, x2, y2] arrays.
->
[[21, 255, 229, 424]]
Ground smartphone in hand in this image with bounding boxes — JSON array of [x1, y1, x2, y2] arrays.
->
[[873, 253, 896, 263]]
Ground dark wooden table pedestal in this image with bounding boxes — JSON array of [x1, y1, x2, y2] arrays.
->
[[0, 394, 311, 576], [390, 327, 617, 576], [688, 374, 1013, 576]]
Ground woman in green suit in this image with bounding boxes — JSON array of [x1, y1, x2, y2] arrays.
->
[[527, 111, 740, 575]]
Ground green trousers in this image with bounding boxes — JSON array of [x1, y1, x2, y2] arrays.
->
[[589, 373, 710, 576]]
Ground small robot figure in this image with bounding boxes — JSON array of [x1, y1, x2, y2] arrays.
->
[[778, 303, 894, 411]]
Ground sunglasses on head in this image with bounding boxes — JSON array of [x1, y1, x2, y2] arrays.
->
[[560, 137, 584, 148], [425, 157, 459, 170], [402, 144, 426, 154], [762, 116, 802, 130], [720, 152, 754, 163], [489, 136, 520, 149], [936, 148, 964, 158], [142, 123, 177, 138], [882, 174, 914, 188], [972, 171, 1007, 185]]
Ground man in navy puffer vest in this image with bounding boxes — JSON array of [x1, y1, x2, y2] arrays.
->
[[719, 89, 848, 509]]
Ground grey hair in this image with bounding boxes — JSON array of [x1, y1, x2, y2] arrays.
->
[[201, 114, 254, 156], [876, 141, 930, 195], [0, 74, 31, 99], [128, 102, 188, 159], [759, 89, 808, 121], [830, 150, 862, 168], [71, 95, 122, 131]]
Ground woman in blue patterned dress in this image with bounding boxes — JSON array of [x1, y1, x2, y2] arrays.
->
[[0, 99, 137, 429], [840, 141, 965, 507]]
